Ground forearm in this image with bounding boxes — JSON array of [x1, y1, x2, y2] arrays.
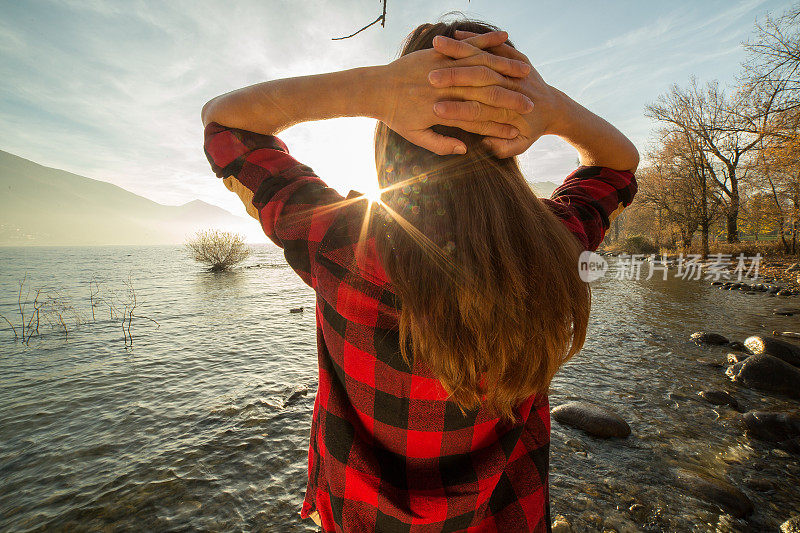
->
[[201, 66, 388, 134], [548, 88, 639, 173]]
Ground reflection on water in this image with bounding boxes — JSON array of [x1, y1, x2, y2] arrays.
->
[[0, 245, 798, 531]]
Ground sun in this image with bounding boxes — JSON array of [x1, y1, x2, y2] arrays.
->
[[363, 182, 384, 204]]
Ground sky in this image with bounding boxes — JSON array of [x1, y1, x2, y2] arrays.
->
[[0, 0, 791, 220]]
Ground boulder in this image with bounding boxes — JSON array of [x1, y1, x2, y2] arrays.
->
[[742, 411, 800, 453], [674, 469, 753, 518], [690, 332, 729, 346], [551, 401, 631, 438], [726, 354, 800, 399], [744, 336, 800, 367], [782, 516, 800, 533], [698, 389, 740, 411], [726, 340, 749, 353]]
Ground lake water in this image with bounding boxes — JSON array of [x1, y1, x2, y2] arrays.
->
[[0, 245, 798, 532]]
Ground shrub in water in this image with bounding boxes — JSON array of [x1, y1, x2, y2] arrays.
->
[[185, 229, 250, 271]]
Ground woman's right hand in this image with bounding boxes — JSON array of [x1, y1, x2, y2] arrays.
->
[[379, 30, 535, 156], [428, 30, 567, 158]]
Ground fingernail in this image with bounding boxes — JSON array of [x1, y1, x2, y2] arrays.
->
[[453, 145, 466, 155], [433, 102, 445, 115], [428, 71, 442, 85], [433, 36, 442, 46]]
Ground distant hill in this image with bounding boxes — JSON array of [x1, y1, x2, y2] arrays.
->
[[0, 150, 264, 246], [530, 181, 559, 198]]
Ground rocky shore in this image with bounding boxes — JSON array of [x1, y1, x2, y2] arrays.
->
[[548, 254, 800, 532]]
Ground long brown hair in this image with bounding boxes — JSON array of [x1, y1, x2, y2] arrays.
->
[[371, 16, 591, 424]]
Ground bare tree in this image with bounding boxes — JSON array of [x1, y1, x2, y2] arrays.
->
[[185, 229, 251, 272], [742, 3, 800, 110]]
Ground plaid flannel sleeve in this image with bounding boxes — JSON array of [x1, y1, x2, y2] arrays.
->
[[203, 122, 344, 288], [540, 166, 638, 251]]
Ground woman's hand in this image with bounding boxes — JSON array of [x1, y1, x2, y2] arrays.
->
[[378, 30, 536, 156], [430, 30, 639, 171], [428, 30, 565, 158]]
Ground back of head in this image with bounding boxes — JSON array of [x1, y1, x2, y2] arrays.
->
[[371, 15, 590, 424]]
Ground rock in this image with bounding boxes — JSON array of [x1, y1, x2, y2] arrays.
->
[[696, 357, 724, 368], [782, 516, 800, 533], [289, 307, 304, 313], [742, 411, 800, 453], [726, 354, 800, 399], [668, 391, 691, 402], [744, 335, 800, 367], [726, 353, 749, 365], [690, 332, 729, 345], [743, 476, 773, 492], [628, 503, 647, 522], [726, 340, 749, 352], [551, 401, 631, 438], [551, 515, 573, 533], [674, 468, 753, 518], [698, 389, 740, 411]]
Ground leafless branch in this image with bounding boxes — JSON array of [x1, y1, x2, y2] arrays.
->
[[332, 0, 387, 40]]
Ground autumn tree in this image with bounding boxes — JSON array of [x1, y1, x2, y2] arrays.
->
[[646, 78, 780, 243]]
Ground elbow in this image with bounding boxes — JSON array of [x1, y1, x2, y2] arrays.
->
[[627, 143, 640, 174], [201, 98, 216, 128]]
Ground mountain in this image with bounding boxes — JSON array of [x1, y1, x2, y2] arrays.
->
[[0, 150, 264, 246], [530, 181, 559, 198]]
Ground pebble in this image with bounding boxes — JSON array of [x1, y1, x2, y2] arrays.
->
[[551, 515, 573, 533]]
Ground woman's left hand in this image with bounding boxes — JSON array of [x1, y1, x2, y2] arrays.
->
[[378, 30, 534, 156]]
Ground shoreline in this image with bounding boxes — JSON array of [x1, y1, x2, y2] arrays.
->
[[597, 250, 800, 295]]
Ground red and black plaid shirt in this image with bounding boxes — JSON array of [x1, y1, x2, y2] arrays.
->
[[204, 122, 637, 532]]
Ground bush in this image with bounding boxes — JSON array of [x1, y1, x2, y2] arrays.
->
[[185, 229, 250, 271], [604, 235, 659, 255]]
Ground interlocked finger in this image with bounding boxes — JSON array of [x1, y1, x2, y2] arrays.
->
[[440, 85, 532, 115], [432, 31, 508, 58], [433, 98, 523, 126], [438, 119, 520, 139], [433, 36, 531, 78], [452, 30, 531, 64]]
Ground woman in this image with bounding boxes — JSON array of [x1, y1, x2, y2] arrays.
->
[[202, 17, 638, 533]]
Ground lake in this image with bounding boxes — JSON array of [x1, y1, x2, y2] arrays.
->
[[0, 245, 798, 532]]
